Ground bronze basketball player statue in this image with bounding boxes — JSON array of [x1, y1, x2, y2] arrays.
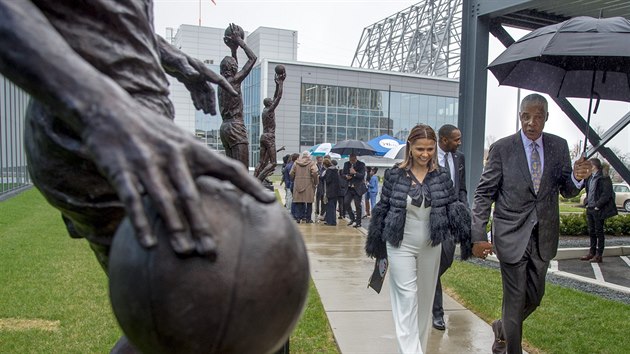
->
[[0, 2, 308, 353], [218, 23, 257, 168], [254, 65, 286, 185]]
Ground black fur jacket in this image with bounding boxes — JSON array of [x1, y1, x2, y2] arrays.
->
[[365, 166, 472, 260]]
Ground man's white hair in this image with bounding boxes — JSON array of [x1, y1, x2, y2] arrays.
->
[[301, 150, 311, 158]]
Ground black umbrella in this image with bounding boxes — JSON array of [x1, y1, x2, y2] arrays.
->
[[330, 139, 376, 156], [487, 16, 630, 155]]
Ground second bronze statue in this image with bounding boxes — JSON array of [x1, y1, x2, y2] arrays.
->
[[255, 65, 286, 183]]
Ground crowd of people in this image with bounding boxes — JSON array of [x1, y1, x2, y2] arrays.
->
[[280, 152, 382, 227]]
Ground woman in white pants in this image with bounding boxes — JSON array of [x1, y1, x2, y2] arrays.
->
[[365, 124, 472, 354]]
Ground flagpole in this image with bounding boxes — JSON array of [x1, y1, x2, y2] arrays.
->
[[199, 0, 201, 26]]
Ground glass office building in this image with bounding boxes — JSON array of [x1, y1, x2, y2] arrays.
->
[[299, 83, 458, 147]]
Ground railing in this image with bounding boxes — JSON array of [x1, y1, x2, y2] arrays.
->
[[1, 74, 31, 199]]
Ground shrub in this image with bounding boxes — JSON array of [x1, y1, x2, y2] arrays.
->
[[560, 213, 587, 235], [560, 213, 630, 236], [604, 216, 624, 235]]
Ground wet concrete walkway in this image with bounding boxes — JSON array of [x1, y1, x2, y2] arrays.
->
[[297, 221, 496, 354]]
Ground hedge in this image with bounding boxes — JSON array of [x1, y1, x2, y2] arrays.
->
[[560, 212, 630, 236]]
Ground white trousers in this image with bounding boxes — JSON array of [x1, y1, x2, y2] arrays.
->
[[386, 203, 441, 354]]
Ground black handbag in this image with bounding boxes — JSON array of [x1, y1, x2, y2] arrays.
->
[[367, 257, 388, 294]]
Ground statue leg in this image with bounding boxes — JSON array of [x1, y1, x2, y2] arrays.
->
[[230, 142, 250, 168]]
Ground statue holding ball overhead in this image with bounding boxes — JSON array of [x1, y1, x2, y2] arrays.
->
[[254, 65, 286, 183], [219, 23, 257, 168]]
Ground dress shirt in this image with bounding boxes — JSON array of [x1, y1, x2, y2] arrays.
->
[[519, 130, 583, 188]]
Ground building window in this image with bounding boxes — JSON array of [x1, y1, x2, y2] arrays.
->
[[299, 83, 458, 150]]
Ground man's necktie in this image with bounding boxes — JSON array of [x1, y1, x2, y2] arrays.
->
[[530, 142, 542, 194], [443, 152, 452, 181]]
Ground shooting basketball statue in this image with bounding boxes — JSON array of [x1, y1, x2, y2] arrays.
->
[[218, 23, 257, 167], [254, 65, 286, 186]]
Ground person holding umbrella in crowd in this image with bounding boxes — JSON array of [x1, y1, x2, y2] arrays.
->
[[342, 153, 367, 228]]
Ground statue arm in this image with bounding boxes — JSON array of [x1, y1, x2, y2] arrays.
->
[[268, 77, 284, 110], [157, 36, 237, 115], [0, 1, 274, 256], [232, 36, 257, 83]]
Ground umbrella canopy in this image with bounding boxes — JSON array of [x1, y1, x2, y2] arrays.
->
[[487, 16, 630, 155], [330, 139, 376, 156], [383, 143, 406, 160], [366, 134, 405, 156], [308, 143, 332, 156], [488, 16, 630, 102]]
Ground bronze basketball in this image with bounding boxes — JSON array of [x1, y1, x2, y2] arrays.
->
[[275, 64, 286, 76], [108, 177, 309, 354], [223, 24, 245, 50]]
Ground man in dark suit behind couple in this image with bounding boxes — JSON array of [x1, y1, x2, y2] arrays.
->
[[471, 93, 592, 354], [432, 124, 467, 331]]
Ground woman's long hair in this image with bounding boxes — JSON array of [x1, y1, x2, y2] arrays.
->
[[399, 124, 438, 171]]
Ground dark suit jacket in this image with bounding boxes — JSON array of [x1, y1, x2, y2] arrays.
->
[[584, 173, 617, 219], [471, 131, 581, 263], [342, 160, 366, 193], [452, 150, 468, 204]]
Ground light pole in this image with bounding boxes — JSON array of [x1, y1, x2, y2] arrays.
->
[[324, 86, 328, 143]]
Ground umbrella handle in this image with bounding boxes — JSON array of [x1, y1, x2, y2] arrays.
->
[[592, 92, 601, 114]]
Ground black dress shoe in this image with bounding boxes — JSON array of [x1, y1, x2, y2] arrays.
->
[[347, 220, 355, 226], [353, 223, 362, 228], [491, 320, 507, 354], [432, 316, 445, 330]]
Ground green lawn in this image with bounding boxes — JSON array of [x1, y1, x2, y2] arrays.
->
[[443, 261, 630, 354], [0, 189, 338, 353], [559, 202, 584, 213]]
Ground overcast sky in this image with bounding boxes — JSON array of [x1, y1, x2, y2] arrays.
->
[[153, 0, 629, 153]]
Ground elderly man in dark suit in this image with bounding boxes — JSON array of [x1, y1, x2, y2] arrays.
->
[[432, 124, 467, 331], [471, 93, 592, 354]]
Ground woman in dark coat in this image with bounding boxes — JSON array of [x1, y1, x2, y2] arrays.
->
[[365, 124, 471, 353], [322, 158, 342, 226]]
